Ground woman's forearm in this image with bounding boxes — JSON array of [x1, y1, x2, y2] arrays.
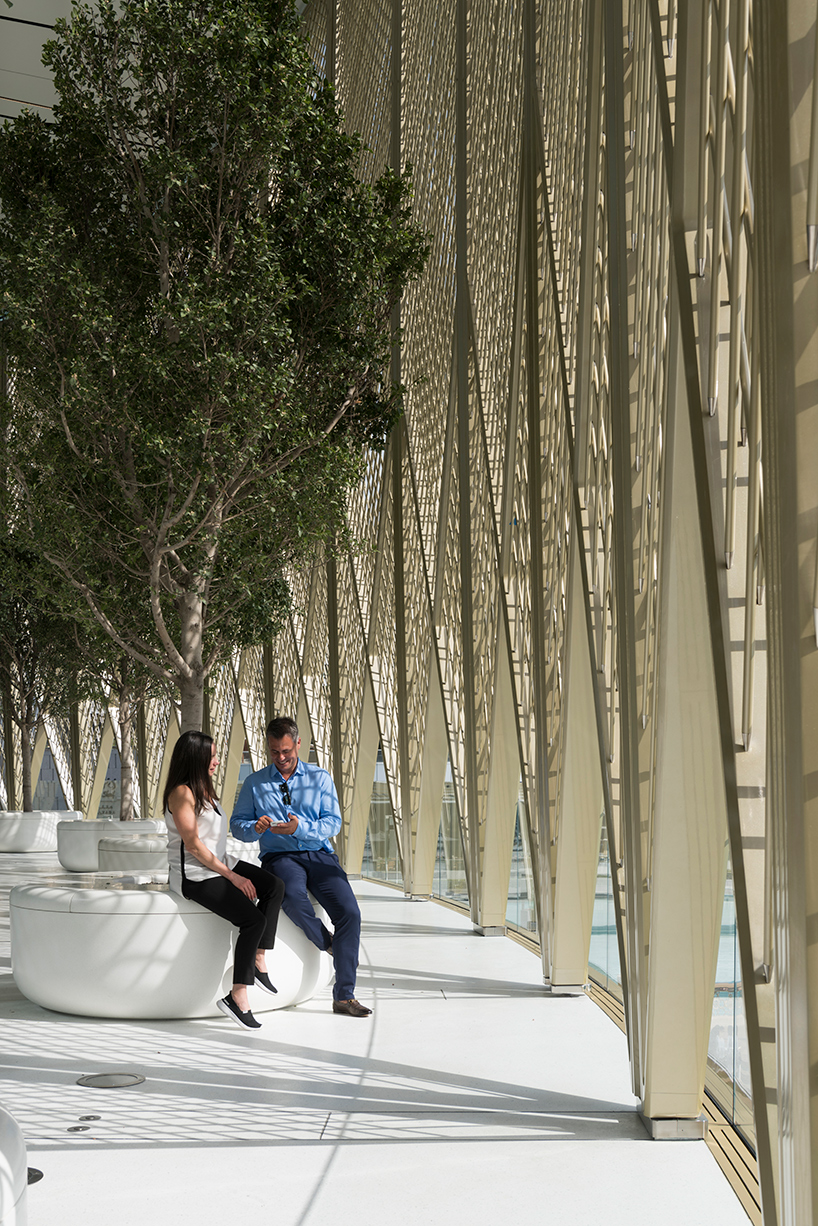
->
[[183, 836, 232, 879]]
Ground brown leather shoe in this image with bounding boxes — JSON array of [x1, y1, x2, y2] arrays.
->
[[332, 998, 372, 1017]]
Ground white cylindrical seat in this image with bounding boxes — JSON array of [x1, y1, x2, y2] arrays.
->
[[0, 810, 81, 853], [0, 1103, 27, 1226], [57, 819, 165, 871], [10, 882, 333, 1019], [98, 835, 168, 873], [225, 834, 261, 866]]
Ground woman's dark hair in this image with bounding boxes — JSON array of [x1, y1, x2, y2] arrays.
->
[[163, 730, 218, 816]]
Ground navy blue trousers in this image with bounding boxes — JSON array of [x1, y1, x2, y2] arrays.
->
[[261, 849, 361, 1001]]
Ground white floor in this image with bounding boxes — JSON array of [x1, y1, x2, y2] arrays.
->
[[0, 853, 748, 1225]]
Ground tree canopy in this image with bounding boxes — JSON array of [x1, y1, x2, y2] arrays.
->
[[0, 0, 428, 731], [0, 536, 84, 810]]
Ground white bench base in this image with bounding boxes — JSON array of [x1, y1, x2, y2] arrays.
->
[[98, 835, 168, 873], [10, 881, 333, 1019], [58, 819, 165, 871], [0, 811, 81, 853]]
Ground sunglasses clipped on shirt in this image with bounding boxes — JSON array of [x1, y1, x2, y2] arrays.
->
[[280, 780, 292, 808]]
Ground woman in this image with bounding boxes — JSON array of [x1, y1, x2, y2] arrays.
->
[[163, 730, 285, 1030]]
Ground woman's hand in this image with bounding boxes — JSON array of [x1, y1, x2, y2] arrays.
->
[[228, 871, 257, 901]]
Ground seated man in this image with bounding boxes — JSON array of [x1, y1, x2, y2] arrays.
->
[[230, 716, 371, 1017]]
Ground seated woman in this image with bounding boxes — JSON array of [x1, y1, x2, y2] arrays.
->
[[164, 730, 285, 1030]]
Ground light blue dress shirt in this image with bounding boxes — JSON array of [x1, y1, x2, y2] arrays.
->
[[230, 759, 341, 856]]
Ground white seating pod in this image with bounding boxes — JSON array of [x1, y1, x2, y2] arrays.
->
[[0, 810, 81, 853], [57, 819, 165, 872], [10, 881, 333, 1020], [98, 835, 168, 874], [225, 834, 261, 866], [0, 1103, 28, 1226]]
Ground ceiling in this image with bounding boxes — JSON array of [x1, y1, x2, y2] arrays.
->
[[1, 0, 312, 123], [0, 0, 72, 121]]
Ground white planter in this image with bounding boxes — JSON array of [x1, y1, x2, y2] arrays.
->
[[57, 818, 164, 872], [0, 810, 81, 853]]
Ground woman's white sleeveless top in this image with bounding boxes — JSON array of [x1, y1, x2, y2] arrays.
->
[[165, 797, 235, 895]]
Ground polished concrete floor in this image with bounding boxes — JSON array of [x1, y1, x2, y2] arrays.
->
[[0, 852, 748, 1225]]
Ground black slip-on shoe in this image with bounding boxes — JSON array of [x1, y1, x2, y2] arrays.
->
[[217, 994, 262, 1029], [254, 969, 278, 996]]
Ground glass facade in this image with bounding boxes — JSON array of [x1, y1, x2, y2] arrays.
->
[[432, 761, 468, 906], [360, 747, 402, 885], [32, 747, 68, 811], [505, 786, 537, 935], [706, 857, 754, 1147], [232, 740, 254, 811], [95, 742, 122, 821], [588, 818, 621, 997]]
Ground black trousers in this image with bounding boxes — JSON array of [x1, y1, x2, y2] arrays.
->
[[182, 860, 285, 985]]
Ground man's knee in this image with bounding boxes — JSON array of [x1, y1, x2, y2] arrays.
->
[[282, 890, 318, 923], [329, 890, 361, 932]]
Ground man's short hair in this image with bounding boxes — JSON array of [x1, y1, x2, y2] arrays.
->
[[267, 716, 299, 743]]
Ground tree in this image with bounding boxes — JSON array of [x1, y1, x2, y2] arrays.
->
[[0, 0, 428, 731], [0, 453, 156, 818], [0, 541, 82, 811], [66, 626, 164, 822]]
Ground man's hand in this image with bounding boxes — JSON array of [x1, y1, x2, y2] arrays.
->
[[254, 813, 299, 836], [273, 815, 299, 835]]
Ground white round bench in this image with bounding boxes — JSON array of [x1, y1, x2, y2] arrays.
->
[[10, 881, 333, 1020], [0, 810, 81, 853], [98, 835, 168, 873], [0, 1103, 27, 1226], [57, 819, 166, 871], [226, 834, 261, 866]]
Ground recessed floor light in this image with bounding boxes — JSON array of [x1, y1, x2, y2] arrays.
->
[[79, 1115, 101, 1121], [27, 1169, 43, 1185], [76, 1073, 145, 1089], [67, 1126, 89, 1132]]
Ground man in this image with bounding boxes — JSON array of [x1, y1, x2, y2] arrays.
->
[[230, 716, 371, 1017]]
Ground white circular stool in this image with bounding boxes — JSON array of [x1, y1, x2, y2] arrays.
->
[[57, 819, 165, 872], [98, 835, 168, 873], [0, 1103, 27, 1226], [9, 881, 333, 1019], [0, 810, 81, 853]]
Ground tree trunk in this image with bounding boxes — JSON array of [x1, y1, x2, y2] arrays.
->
[[118, 667, 135, 821], [177, 589, 205, 733], [1, 678, 17, 810], [178, 672, 204, 734], [20, 698, 34, 812]]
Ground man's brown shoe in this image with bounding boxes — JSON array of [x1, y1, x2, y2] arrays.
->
[[332, 999, 372, 1017]]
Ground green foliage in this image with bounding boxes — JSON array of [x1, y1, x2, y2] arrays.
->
[[0, 0, 428, 723], [0, 531, 89, 807]]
